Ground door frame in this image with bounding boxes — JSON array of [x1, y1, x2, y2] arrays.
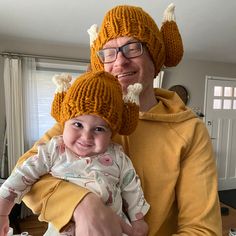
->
[[204, 75, 236, 190]]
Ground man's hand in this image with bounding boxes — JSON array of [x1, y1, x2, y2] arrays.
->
[[131, 219, 149, 236], [73, 193, 133, 236]]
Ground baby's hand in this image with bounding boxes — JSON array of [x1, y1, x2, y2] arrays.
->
[[131, 219, 149, 236], [0, 215, 10, 236]]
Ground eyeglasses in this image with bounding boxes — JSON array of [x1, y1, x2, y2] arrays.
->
[[97, 42, 144, 64]]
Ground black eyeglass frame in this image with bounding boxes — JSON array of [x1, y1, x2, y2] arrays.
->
[[97, 42, 145, 64]]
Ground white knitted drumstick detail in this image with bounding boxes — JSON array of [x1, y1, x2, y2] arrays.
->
[[123, 83, 143, 106], [163, 3, 176, 22], [52, 73, 72, 93], [87, 24, 99, 46]]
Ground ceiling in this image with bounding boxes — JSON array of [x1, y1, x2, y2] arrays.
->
[[1, 0, 236, 64]]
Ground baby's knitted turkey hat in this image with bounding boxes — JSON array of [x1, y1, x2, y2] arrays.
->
[[51, 71, 142, 136], [88, 3, 183, 76]]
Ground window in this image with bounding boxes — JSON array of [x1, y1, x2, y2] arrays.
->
[[33, 60, 88, 140], [153, 71, 164, 88], [212, 85, 236, 110]]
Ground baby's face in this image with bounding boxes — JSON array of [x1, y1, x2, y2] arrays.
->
[[63, 114, 112, 157]]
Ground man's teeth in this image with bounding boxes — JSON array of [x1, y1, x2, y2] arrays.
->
[[117, 72, 134, 78]]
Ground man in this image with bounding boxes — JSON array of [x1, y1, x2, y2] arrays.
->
[[18, 3, 222, 236]]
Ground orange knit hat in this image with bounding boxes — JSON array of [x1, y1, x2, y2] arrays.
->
[[88, 3, 183, 76], [51, 71, 142, 135]]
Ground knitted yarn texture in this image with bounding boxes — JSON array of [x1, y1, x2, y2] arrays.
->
[[51, 71, 141, 135], [90, 4, 183, 76]]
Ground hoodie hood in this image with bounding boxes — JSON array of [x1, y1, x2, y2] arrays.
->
[[139, 88, 196, 123]]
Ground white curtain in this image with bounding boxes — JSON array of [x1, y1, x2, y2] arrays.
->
[[0, 120, 8, 178], [4, 57, 25, 173], [3, 57, 36, 218], [3, 57, 37, 173]]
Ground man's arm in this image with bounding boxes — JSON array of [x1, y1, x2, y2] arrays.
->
[[23, 174, 90, 231], [176, 121, 222, 235]]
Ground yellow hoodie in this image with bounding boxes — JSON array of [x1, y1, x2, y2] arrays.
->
[[19, 88, 222, 235]]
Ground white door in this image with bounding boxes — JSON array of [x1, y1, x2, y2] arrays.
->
[[204, 76, 236, 190]]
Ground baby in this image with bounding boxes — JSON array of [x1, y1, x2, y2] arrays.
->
[[0, 71, 149, 236]]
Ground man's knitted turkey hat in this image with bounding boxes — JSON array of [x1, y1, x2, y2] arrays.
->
[[88, 3, 183, 76]]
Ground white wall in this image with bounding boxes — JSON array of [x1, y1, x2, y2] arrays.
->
[[0, 57, 5, 159], [163, 58, 236, 113], [0, 35, 90, 59]]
